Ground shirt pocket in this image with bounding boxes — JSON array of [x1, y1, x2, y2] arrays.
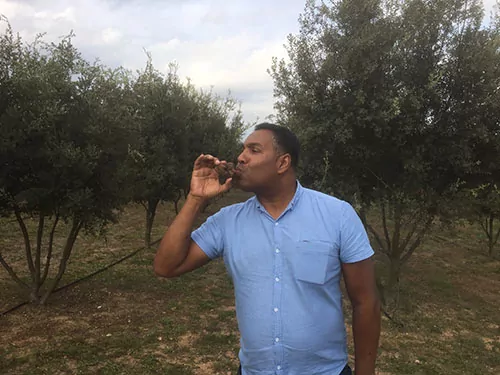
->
[[293, 240, 334, 285]]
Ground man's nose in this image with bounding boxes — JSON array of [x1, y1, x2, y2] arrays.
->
[[237, 151, 246, 165]]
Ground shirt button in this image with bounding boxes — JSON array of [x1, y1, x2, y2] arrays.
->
[[275, 277, 280, 282], [277, 365, 281, 370], [275, 222, 279, 226], [274, 307, 279, 312], [275, 337, 280, 342], [275, 248, 280, 253]]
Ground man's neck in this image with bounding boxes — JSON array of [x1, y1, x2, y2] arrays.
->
[[256, 178, 297, 220]]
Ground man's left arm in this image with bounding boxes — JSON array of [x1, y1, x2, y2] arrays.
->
[[339, 202, 381, 375]]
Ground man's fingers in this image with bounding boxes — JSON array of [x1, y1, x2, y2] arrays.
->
[[220, 177, 233, 193], [202, 155, 220, 165], [194, 154, 221, 169], [193, 154, 205, 168]]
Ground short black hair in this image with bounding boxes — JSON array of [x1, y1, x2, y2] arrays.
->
[[254, 122, 300, 169]]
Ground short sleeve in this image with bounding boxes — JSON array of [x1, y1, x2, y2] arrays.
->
[[339, 201, 374, 263], [191, 210, 225, 260]]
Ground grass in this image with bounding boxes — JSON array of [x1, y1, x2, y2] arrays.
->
[[1, 190, 499, 374]]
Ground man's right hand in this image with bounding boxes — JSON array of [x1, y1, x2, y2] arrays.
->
[[189, 154, 233, 200]]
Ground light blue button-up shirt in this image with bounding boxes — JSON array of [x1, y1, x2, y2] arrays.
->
[[191, 181, 374, 375]]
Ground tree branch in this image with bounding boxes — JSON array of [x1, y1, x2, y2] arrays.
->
[[391, 201, 402, 257], [358, 208, 387, 254], [479, 215, 490, 239], [494, 224, 500, 247], [489, 213, 493, 240], [0, 252, 29, 289], [14, 209, 35, 282], [35, 215, 45, 288], [400, 204, 425, 234], [381, 200, 391, 251], [401, 215, 434, 264], [40, 218, 82, 304], [41, 214, 59, 285], [399, 214, 422, 254], [366, 221, 389, 255]]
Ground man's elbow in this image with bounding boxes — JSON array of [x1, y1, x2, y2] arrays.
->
[[153, 255, 177, 279]]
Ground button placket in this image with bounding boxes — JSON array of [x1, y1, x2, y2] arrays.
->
[[272, 220, 284, 370]]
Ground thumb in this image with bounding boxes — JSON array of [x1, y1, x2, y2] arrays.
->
[[220, 178, 233, 193]]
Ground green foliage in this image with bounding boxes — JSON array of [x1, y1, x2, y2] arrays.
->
[[0, 23, 131, 226], [0, 17, 246, 301], [270, 0, 500, 304], [128, 58, 191, 207], [0, 18, 134, 303], [126, 55, 247, 246]]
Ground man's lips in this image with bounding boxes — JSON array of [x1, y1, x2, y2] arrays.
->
[[233, 167, 244, 177]]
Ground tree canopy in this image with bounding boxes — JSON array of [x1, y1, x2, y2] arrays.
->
[[0, 18, 246, 304], [270, 0, 500, 299]]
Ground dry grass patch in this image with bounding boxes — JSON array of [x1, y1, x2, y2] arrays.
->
[[1, 191, 499, 374]]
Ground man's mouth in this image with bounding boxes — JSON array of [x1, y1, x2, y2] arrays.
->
[[233, 165, 244, 179]]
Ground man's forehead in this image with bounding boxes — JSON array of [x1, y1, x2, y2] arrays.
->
[[244, 129, 274, 146]]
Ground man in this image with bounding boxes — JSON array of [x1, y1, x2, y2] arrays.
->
[[154, 123, 381, 375]]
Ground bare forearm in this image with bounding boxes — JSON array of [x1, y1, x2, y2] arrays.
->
[[153, 194, 206, 276], [352, 299, 381, 375]]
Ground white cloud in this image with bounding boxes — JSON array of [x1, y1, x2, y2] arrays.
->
[[1, 0, 497, 125], [0, 0, 32, 19], [52, 7, 76, 23], [101, 27, 122, 45], [0, 0, 305, 123], [483, 0, 498, 9]]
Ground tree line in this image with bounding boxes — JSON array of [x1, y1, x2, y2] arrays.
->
[[2, 0, 500, 309], [0, 17, 247, 304], [270, 0, 500, 310]]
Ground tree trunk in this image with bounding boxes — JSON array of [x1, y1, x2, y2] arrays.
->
[[488, 213, 494, 257], [14, 209, 36, 284], [145, 199, 159, 247], [41, 214, 59, 285], [30, 288, 40, 303], [486, 213, 500, 257], [40, 218, 82, 305], [381, 200, 391, 251], [391, 201, 403, 258], [388, 258, 401, 290], [385, 256, 402, 312], [31, 215, 45, 303], [494, 219, 500, 257], [481, 213, 499, 257]]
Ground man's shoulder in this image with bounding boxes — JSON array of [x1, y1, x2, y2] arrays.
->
[[215, 194, 256, 217], [300, 186, 348, 209]]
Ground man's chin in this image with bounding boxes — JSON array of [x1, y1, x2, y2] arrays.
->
[[236, 185, 253, 192], [232, 178, 252, 192]]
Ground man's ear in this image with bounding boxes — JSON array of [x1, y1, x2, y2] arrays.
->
[[277, 154, 292, 174]]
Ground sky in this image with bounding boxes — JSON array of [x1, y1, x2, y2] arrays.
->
[[0, 0, 498, 127]]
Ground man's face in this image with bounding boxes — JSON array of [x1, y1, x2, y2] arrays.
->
[[234, 129, 284, 192]]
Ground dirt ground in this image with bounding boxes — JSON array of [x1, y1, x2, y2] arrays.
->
[[1, 191, 499, 374]]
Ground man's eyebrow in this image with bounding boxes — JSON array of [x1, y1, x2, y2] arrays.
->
[[244, 142, 263, 148]]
